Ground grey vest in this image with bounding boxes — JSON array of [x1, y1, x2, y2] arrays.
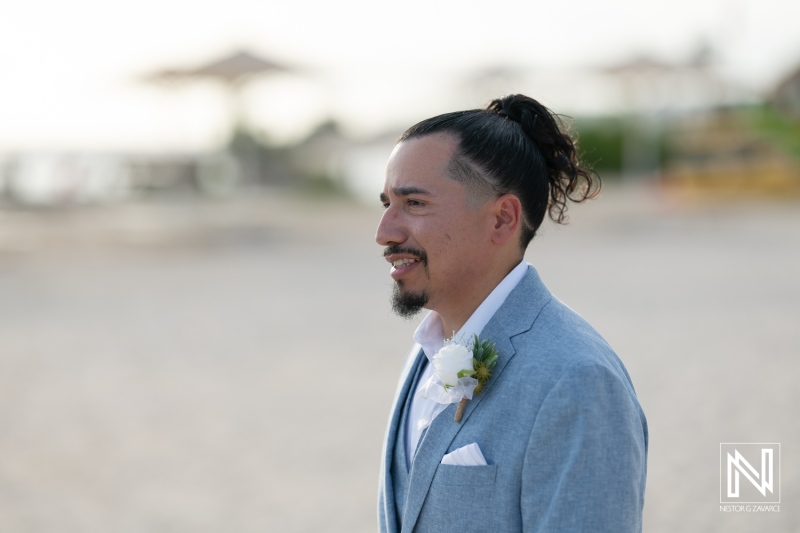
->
[[391, 355, 427, 528]]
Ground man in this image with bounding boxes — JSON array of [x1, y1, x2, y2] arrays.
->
[[376, 94, 648, 533]]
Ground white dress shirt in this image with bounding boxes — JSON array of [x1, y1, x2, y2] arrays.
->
[[404, 260, 529, 468]]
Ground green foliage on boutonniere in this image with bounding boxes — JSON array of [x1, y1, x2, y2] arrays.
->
[[471, 334, 499, 395], [453, 334, 500, 423]]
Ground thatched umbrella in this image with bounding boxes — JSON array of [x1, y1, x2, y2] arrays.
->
[[185, 50, 286, 83], [147, 49, 290, 129], [146, 49, 294, 188]]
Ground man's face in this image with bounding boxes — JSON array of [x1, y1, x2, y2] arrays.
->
[[376, 133, 494, 320]]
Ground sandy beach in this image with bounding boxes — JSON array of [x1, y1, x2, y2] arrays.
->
[[1, 183, 797, 532]]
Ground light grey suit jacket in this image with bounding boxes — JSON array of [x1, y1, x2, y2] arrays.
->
[[378, 266, 648, 533]]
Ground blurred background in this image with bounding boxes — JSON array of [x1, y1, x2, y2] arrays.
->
[[1, 0, 798, 531]]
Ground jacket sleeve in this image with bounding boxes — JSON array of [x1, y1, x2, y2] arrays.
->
[[520, 361, 648, 532]]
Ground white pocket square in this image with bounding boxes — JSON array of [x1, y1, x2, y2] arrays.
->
[[441, 443, 487, 466]]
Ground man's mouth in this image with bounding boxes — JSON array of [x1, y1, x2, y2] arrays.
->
[[390, 257, 420, 280], [384, 246, 427, 281], [391, 258, 419, 268]]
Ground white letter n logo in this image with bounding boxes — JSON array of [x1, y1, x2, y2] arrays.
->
[[727, 448, 773, 497]]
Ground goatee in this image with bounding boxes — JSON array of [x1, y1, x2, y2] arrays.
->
[[391, 281, 428, 319], [384, 244, 429, 318]]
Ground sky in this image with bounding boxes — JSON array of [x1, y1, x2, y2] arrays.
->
[[1, 0, 799, 151]]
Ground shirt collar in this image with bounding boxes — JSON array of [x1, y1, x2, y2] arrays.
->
[[413, 260, 529, 361]]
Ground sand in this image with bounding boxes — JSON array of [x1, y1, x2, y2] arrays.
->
[[0, 184, 797, 532]]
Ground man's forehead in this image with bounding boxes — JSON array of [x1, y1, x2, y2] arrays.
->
[[383, 134, 459, 193], [389, 133, 458, 164]]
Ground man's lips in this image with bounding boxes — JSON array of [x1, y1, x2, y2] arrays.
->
[[383, 246, 426, 281], [384, 253, 422, 280]]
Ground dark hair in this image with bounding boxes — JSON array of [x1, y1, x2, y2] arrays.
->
[[398, 94, 599, 247]]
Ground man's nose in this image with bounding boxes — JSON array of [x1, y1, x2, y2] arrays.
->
[[375, 207, 406, 246]]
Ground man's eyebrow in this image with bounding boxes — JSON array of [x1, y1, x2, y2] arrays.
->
[[380, 186, 432, 203], [392, 186, 431, 197]]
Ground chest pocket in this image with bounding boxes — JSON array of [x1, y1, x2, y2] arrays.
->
[[414, 464, 497, 532]]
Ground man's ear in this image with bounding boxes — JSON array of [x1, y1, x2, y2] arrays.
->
[[491, 194, 522, 245]]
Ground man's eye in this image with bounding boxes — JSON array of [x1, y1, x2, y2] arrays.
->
[[382, 202, 390, 209], [407, 199, 424, 207]]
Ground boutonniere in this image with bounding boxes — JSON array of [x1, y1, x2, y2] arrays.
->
[[421, 334, 499, 423]]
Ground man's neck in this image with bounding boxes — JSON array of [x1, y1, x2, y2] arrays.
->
[[436, 257, 523, 336]]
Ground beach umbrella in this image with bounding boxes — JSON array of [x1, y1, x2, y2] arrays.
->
[[147, 49, 290, 129], [145, 49, 293, 187], [151, 50, 288, 85]]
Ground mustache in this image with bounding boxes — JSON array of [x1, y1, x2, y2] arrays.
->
[[383, 245, 428, 263]]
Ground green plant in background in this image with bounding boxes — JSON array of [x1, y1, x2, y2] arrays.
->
[[748, 105, 800, 161], [574, 117, 625, 174], [575, 116, 673, 178]]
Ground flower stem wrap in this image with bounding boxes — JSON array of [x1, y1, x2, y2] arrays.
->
[[454, 397, 468, 422]]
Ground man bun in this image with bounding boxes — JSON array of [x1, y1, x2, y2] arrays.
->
[[486, 94, 599, 225]]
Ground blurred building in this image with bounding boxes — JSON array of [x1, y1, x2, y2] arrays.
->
[[771, 65, 800, 119], [662, 108, 800, 199]]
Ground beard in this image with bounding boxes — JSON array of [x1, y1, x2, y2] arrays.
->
[[383, 244, 430, 319], [391, 281, 428, 319]]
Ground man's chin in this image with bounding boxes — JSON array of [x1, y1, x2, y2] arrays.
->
[[391, 284, 428, 319]]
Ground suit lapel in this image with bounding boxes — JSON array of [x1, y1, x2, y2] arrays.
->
[[400, 266, 553, 532], [380, 344, 425, 533]]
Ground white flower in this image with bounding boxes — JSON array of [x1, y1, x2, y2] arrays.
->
[[417, 341, 480, 430], [433, 343, 474, 387]]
